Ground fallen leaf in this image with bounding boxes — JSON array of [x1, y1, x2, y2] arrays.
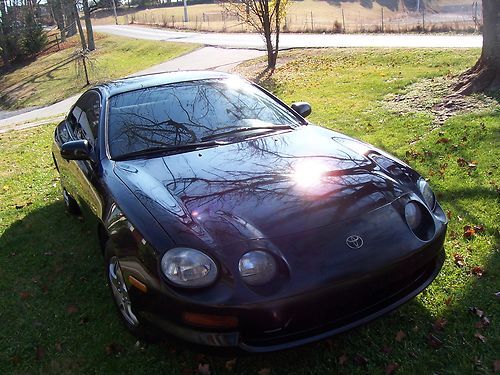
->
[[105, 342, 124, 356], [385, 363, 399, 375], [381, 345, 393, 354], [444, 296, 453, 305], [481, 315, 491, 327], [470, 307, 485, 318], [395, 330, 406, 342], [225, 358, 237, 371], [474, 333, 486, 343], [66, 305, 79, 314], [353, 354, 368, 365], [427, 333, 443, 349], [471, 266, 484, 278], [339, 354, 348, 365], [197, 363, 210, 375], [446, 210, 452, 220], [258, 368, 271, 375], [457, 157, 467, 167], [35, 346, 45, 361], [436, 138, 450, 144], [473, 225, 485, 233], [432, 318, 447, 332], [453, 253, 466, 267], [463, 226, 475, 239], [468, 162, 477, 169], [10, 355, 22, 364], [20, 291, 31, 300], [493, 359, 500, 372]]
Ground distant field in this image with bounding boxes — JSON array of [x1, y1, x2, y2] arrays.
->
[[91, 0, 480, 33]]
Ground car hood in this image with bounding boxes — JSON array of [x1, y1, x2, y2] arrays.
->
[[113, 125, 418, 247]]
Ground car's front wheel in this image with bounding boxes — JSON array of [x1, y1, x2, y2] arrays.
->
[[104, 241, 157, 342], [62, 189, 80, 215]]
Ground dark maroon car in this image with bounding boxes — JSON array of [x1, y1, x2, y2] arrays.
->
[[52, 71, 447, 352]]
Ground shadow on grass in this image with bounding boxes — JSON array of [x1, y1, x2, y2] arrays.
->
[[0, 194, 497, 373], [0, 53, 83, 109]]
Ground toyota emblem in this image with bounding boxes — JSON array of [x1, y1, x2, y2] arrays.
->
[[346, 235, 364, 249]]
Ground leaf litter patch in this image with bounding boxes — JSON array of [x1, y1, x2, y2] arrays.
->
[[384, 76, 498, 127]]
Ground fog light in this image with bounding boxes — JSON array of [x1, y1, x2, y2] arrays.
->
[[405, 200, 435, 241], [182, 312, 239, 329], [405, 201, 422, 232], [239, 250, 277, 286]]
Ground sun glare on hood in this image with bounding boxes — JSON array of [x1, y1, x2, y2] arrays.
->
[[291, 159, 330, 190]]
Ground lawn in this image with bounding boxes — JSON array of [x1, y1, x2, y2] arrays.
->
[[0, 34, 198, 110], [0, 48, 498, 374]]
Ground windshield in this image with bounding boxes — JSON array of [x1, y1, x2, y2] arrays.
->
[[107, 78, 302, 159]]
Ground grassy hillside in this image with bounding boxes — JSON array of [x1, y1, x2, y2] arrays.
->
[[0, 34, 198, 110]]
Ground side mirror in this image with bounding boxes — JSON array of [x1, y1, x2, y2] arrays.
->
[[61, 140, 91, 160], [291, 102, 312, 118]]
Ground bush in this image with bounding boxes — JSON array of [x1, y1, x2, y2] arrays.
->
[[21, 11, 47, 56]]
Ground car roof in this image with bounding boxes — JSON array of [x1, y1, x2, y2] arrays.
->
[[95, 70, 234, 97]]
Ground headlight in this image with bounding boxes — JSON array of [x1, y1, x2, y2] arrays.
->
[[238, 250, 277, 286], [405, 201, 423, 231], [418, 178, 436, 210], [161, 248, 218, 288]]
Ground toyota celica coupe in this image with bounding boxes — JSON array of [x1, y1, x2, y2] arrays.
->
[[52, 71, 447, 352]]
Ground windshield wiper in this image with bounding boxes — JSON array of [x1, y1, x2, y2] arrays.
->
[[201, 125, 294, 142], [113, 140, 227, 161]]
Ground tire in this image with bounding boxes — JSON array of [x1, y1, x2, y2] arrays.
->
[[104, 240, 158, 342], [62, 189, 81, 215]]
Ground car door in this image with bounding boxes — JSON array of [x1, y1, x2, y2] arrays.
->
[[65, 91, 104, 221]]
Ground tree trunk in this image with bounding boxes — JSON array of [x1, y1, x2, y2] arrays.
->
[[273, 0, 281, 70], [82, 0, 95, 51], [261, 2, 275, 69], [455, 0, 500, 94], [73, 2, 87, 50], [49, 0, 66, 42], [0, 0, 10, 68]]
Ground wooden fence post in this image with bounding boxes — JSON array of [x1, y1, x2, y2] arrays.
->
[[381, 7, 384, 32], [342, 9, 346, 33], [81, 52, 89, 86]]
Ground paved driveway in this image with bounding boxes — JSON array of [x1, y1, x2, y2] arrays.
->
[[94, 24, 482, 49]]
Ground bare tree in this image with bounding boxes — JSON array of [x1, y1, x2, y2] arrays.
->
[[455, 0, 500, 94], [223, 0, 289, 69]]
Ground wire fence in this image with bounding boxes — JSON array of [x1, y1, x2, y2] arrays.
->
[[122, 8, 481, 34]]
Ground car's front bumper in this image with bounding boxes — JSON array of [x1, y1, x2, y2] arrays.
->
[[139, 242, 445, 352]]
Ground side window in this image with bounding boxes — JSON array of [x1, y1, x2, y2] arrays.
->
[[69, 91, 101, 146]]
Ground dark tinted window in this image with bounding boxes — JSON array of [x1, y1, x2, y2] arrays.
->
[[69, 91, 101, 144], [107, 79, 301, 159]]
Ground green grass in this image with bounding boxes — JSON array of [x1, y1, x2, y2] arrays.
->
[[0, 48, 498, 374], [0, 34, 198, 110]]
